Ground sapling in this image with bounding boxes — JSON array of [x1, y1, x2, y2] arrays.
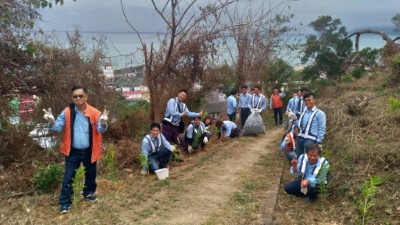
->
[[138, 152, 150, 173], [71, 165, 86, 208], [104, 144, 117, 181], [358, 176, 384, 225], [316, 162, 329, 201]]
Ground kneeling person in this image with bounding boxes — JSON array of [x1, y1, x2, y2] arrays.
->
[[185, 116, 209, 153], [215, 119, 239, 142], [284, 143, 329, 203], [141, 123, 176, 175]]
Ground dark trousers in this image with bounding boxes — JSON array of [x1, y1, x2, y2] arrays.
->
[[59, 148, 97, 205], [240, 108, 250, 127], [217, 128, 239, 139], [148, 148, 172, 172], [273, 107, 283, 125], [284, 178, 318, 200], [296, 136, 317, 157], [228, 112, 236, 122], [162, 122, 179, 145]]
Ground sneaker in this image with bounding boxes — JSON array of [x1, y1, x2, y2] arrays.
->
[[60, 204, 71, 214], [84, 194, 98, 202]]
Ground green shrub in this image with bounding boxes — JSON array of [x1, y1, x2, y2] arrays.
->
[[33, 163, 63, 194], [105, 144, 118, 181], [352, 67, 364, 79], [71, 165, 85, 208], [357, 176, 384, 225], [340, 74, 353, 83], [388, 96, 400, 112]]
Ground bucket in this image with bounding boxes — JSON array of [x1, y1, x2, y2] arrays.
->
[[155, 168, 169, 180]]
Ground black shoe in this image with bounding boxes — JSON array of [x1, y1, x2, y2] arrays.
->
[[60, 204, 71, 214]]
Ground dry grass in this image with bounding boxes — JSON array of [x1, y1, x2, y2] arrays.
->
[[274, 72, 400, 224]]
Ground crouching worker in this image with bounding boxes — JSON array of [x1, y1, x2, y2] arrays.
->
[[280, 127, 299, 163], [141, 123, 176, 175], [215, 119, 239, 142], [184, 116, 209, 153], [284, 143, 329, 203]]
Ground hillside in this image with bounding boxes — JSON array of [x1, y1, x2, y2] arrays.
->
[[274, 72, 400, 224]]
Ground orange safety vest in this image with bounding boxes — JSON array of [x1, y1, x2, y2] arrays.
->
[[61, 104, 103, 163], [271, 94, 283, 108], [285, 132, 296, 152]]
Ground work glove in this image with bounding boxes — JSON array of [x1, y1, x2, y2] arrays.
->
[[280, 87, 285, 92], [169, 145, 176, 152], [203, 137, 208, 144], [43, 108, 55, 123], [187, 145, 193, 153], [100, 109, 109, 125], [301, 186, 308, 195], [318, 143, 323, 151]]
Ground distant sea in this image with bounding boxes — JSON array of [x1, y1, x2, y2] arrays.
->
[[40, 31, 398, 69]]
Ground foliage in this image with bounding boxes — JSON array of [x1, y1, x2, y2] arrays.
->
[[316, 162, 329, 201], [264, 58, 294, 84], [390, 54, 400, 83], [138, 152, 149, 173], [339, 74, 353, 83], [357, 176, 384, 225], [104, 144, 117, 181], [33, 163, 63, 194], [301, 15, 353, 80], [171, 145, 181, 162], [358, 47, 381, 69], [388, 96, 400, 112], [351, 67, 364, 79], [391, 13, 400, 32], [71, 165, 85, 208]]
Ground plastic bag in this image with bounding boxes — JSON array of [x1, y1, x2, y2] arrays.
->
[[242, 111, 266, 135]]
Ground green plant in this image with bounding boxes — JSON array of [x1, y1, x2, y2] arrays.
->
[[358, 176, 384, 225], [33, 163, 63, 194], [200, 111, 209, 121], [317, 162, 330, 201], [138, 152, 149, 173], [71, 165, 86, 208], [388, 96, 400, 112], [104, 144, 117, 181], [171, 145, 181, 162], [340, 74, 353, 83]]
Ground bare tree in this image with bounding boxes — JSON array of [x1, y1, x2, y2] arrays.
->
[[220, 0, 297, 91], [346, 29, 400, 65], [120, 0, 239, 122]]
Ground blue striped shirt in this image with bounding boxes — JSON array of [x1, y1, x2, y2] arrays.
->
[[48, 107, 108, 149], [238, 93, 251, 108], [227, 95, 237, 115]]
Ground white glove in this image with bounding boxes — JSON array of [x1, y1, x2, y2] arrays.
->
[[170, 145, 176, 152], [280, 87, 285, 92], [100, 109, 109, 125], [318, 144, 323, 151], [43, 108, 55, 123], [141, 170, 147, 176], [203, 137, 208, 144], [301, 186, 308, 195], [187, 145, 193, 153], [255, 109, 261, 114]]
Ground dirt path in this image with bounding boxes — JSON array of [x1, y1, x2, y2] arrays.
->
[[135, 127, 283, 225], [0, 127, 284, 225]]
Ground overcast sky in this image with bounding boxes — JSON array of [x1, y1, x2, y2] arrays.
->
[[38, 0, 399, 33]]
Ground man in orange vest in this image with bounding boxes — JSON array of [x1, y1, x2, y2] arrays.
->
[[43, 86, 109, 214], [269, 87, 286, 126]]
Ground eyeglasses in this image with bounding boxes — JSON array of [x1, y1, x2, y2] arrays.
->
[[72, 95, 85, 99]]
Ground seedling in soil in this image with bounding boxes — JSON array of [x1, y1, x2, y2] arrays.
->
[[71, 165, 86, 208]]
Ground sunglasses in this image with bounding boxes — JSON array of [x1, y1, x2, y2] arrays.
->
[[72, 95, 85, 99]]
